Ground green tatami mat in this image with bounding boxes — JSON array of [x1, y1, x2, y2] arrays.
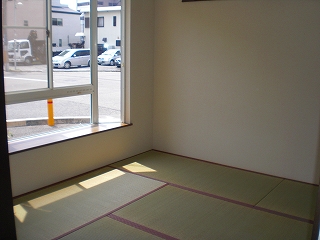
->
[[14, 167, 165, 240], [111, 150, 283, 205], [60, 216, 162, 240], [114, 185, 313, 240], [257, 179, 317, 220]]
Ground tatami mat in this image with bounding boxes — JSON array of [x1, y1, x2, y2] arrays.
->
[[111, 151, 283, 205], [13, 167, 165, 240], [59, 216, 162, 240], [257, 179, 317, 220], [113, 185, 313, 240], [13, 150, 317, 239]]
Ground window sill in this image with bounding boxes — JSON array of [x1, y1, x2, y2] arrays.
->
[[8, 122, 132, 154]]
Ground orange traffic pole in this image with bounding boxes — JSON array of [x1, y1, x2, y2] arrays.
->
[[47, 99, 54, 126]]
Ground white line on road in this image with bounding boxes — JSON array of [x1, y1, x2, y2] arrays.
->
[[5, 77, 47, 82]]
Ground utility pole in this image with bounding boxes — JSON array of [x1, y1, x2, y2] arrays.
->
[[2, 0, 9, 71]]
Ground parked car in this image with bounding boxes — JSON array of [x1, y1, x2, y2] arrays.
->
[[52, 49, 90, 69], [115, 57, 121, 68], [97, 49, 120, 66]]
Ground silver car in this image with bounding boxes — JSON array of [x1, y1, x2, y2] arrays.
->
[[52, 49, 90, 69], [97, 49, 121, 66]]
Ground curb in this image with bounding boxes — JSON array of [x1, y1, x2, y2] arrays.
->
[[7, 117, 91, 127]]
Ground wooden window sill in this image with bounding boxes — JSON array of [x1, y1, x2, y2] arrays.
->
[[8, 122, 132, 154]]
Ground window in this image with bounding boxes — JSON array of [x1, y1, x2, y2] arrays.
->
[[77, 2, 89, 7], [52, 18, 63, 26], [3, 0, 127, 149], [24, 20, 28, 26], [85, 17, 89, 28], [98, 17, 104, 27], [20, 42, 29, 49], [113, 16, 116, 26], [86, 17, 105, 28]]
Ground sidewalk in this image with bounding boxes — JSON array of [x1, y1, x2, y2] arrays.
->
[[4, 63, 120, 72], [4, 63, 121, 140], [7, 116, 120, 140]]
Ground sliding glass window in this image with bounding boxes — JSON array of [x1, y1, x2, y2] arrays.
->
[[3, 0, 124, 140]]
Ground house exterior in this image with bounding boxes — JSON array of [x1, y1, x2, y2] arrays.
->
[[52, 0, 82, 52], [81, 6, 121, 50], [2, 0, 46, 42], [77, 0, 121, 12], [3, 0, 81, 53]]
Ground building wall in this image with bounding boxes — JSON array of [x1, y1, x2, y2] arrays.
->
[[77, 0, 121, 10], [4, 0, 46, 41], [153, 0, 320, 184], [9, 0, 155, 197], [52, 12, 81, 51], [83, 8, 121, 49], [4, 0, 81, 51]]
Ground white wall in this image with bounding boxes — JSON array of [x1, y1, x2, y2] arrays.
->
[[83, 8, 121, 49], [52, 12, 81, 51], [9, 0, 155, 197], [153, 0, 320, 184]]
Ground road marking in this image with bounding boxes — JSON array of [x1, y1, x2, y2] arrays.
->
[[5, 77, 47, 82]]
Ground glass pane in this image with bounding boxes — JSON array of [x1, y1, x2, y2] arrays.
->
[[3, 0, 47, 92], [97, 5, 121, 122], [98, 71, 121, 122], [6, 95, 91, 140], [52, 1, 90, 87]]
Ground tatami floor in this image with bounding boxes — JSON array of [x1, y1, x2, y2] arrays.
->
[[13, 150, 318, 239]]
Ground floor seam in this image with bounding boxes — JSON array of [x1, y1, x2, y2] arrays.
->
[[253, 178, 285, 206], [110, 166, 313, 224], [52, 183, 168, 239], [108, 214, 179, 240]]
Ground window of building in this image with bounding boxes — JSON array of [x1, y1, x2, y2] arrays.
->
[[3, 0, 127, 151], [85, 17, 89, 28], [78, 2, 89, 7], [52, 18, 63, 26], [24, 20, 28, 26], [98, 17, 104, 27], [113, 16, 116, 26]]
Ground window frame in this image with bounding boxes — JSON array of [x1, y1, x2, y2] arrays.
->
[[52, 18, 63, 26], [5, 0, 128, 133]]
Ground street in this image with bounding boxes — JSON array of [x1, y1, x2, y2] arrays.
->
[[4, 64, 121, 138]]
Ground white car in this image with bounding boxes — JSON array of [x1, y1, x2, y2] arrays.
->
[[97, 49, 120, 66], [52, 49, 90, 69]]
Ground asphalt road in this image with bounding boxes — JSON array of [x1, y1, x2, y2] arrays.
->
[[4, 64, 121, 139]]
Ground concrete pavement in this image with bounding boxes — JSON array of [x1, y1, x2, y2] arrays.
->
[[5, 63, 121, 140], [4, 63, 121, 72]]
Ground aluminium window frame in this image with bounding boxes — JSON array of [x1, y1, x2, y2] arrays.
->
[[5, 0, 128, 125]]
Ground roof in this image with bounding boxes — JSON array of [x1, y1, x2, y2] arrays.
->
[[80, 6, 121, 13], [52, 2, 81, 15]]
